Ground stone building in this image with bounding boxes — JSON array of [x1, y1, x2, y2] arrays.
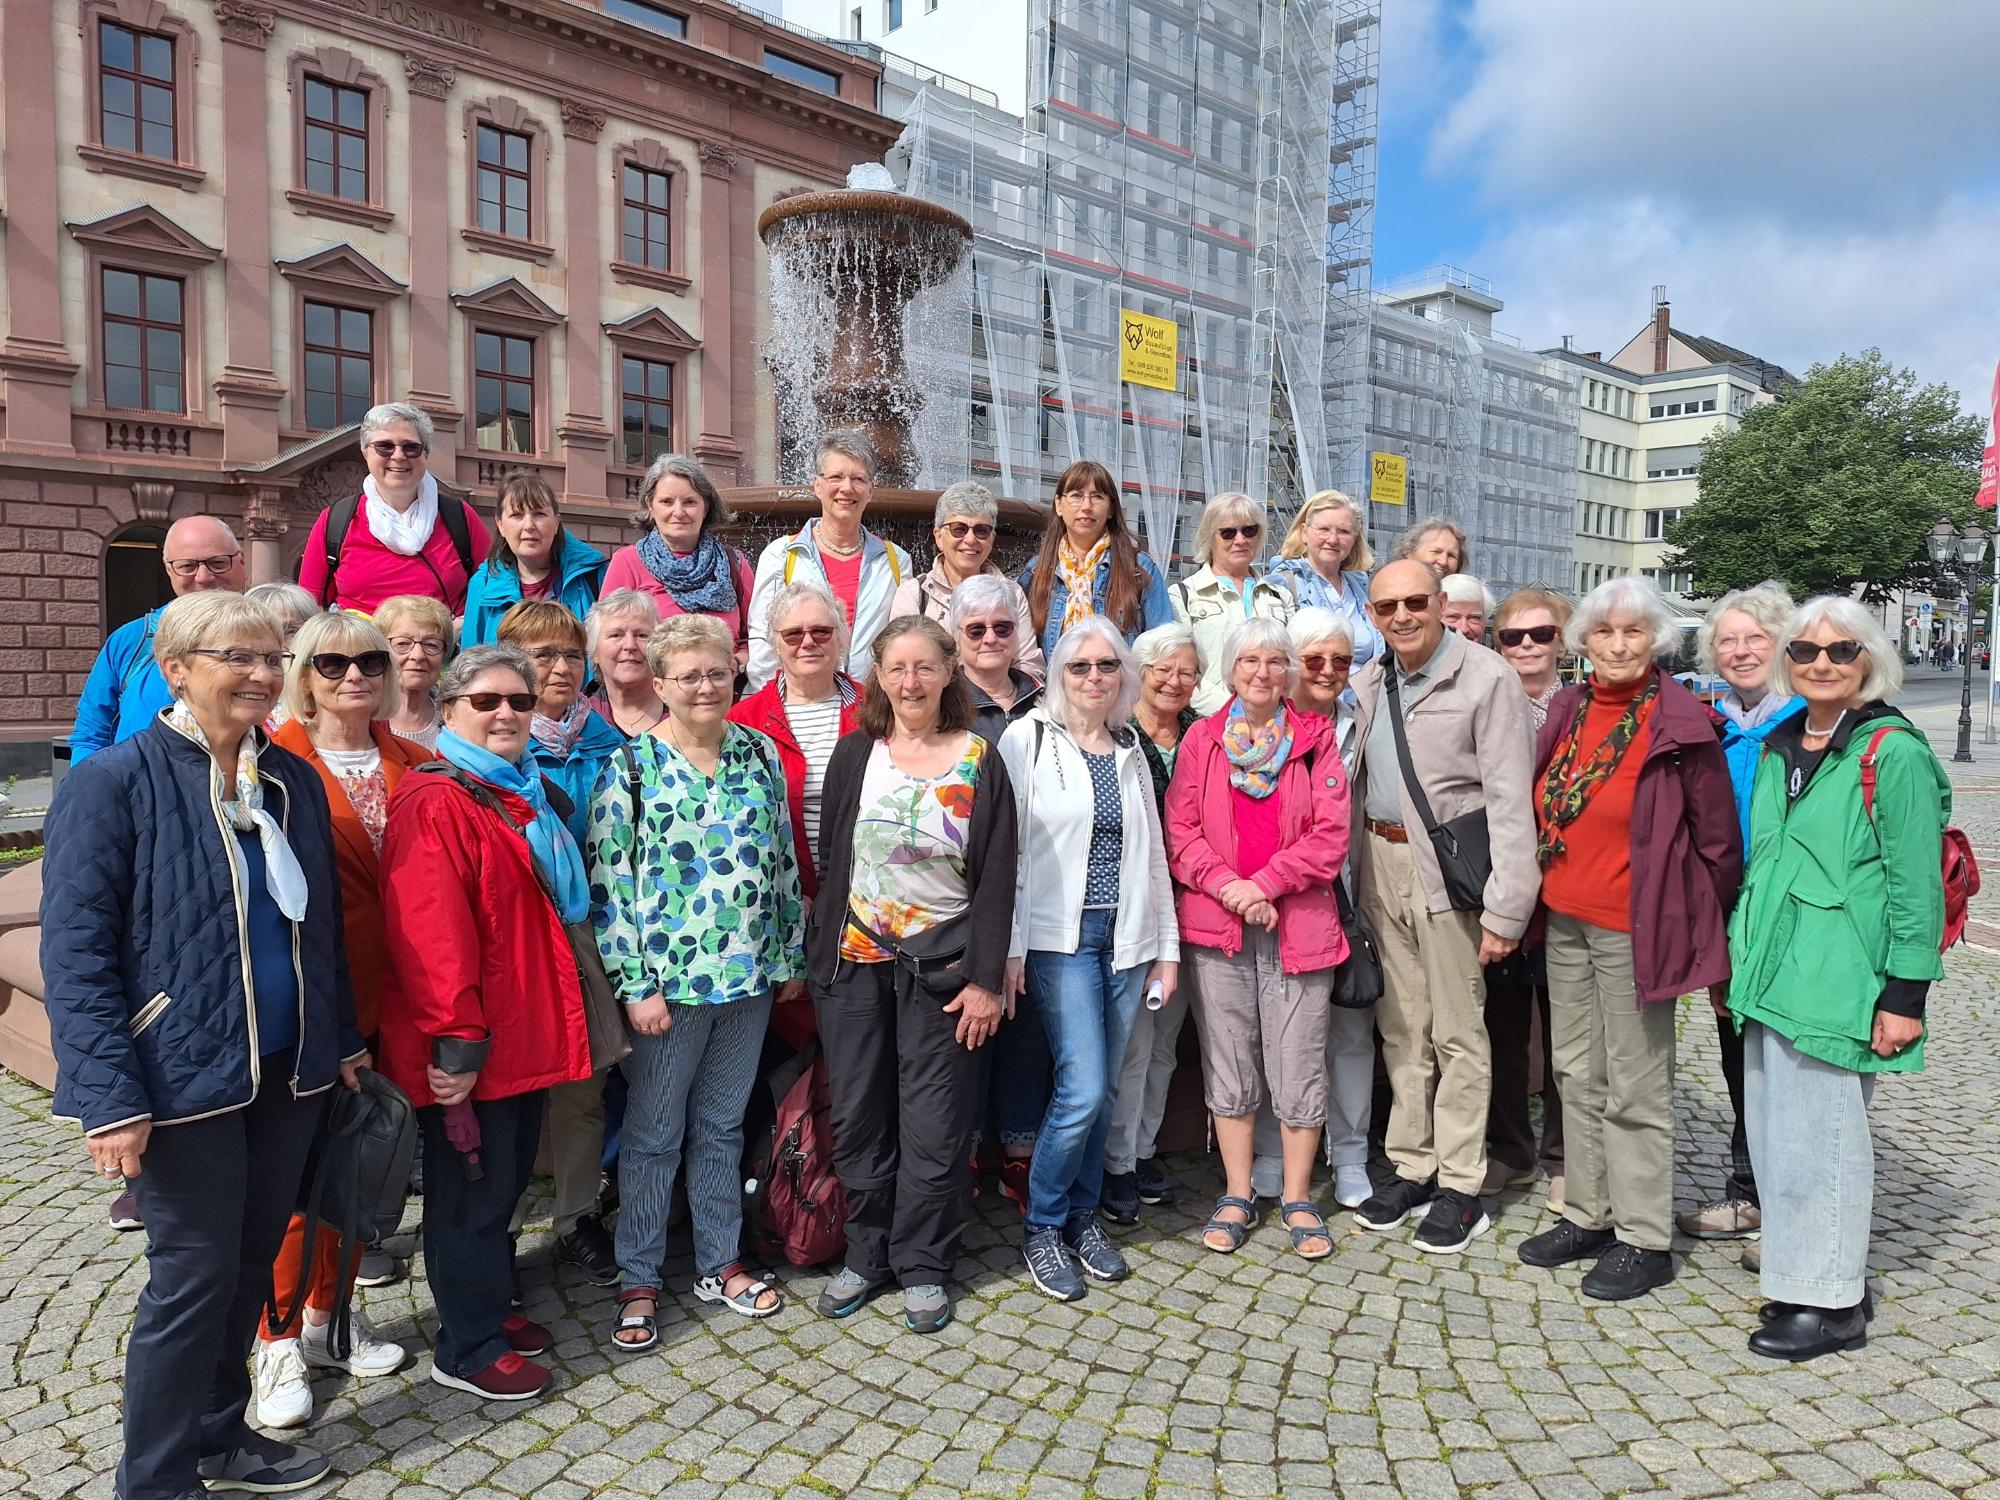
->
[[0, 0, 899, 758]]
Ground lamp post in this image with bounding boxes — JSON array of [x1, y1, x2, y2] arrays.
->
[[1926, 518, 1987, 763]]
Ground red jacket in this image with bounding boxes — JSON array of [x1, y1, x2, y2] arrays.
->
[[376, 766, 592, 1107], [726, 674, 861, 897]]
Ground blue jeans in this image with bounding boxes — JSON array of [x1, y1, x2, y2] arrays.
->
[[1025, 910, 1147, 1230], [970, 982, 1052, 1150]]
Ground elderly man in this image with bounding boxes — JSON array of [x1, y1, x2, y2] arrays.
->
[[71, 516, 247, 763], [1440, 574, 1494, 643], [1346, 560, 1539, 1253]]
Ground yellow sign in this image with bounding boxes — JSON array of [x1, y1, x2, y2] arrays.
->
[[1118, 309, 1179, 391], [1369, 451, 1408, 507]]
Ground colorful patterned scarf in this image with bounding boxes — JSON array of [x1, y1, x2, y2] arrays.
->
[[529, 696, 591, 761], [1535, 676, 1659, 867], [1222, 700, 1293, 799], [1056, 536, 1110, 636], [165, 701, 310, 920], [637, 530, 738, 616]]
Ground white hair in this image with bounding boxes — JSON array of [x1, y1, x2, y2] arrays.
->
[[1219, 615, 1300, 696], [1287, 606, 1354, 654], [1696, 581, 1796, 675], [1565, 576, 1682, 661], [1043, 615, 1140, 730], [946, 573, 1016, 631], [585, 587, 660, 659], [1131, 621, 1197, 668], [764, 580, 851, 661], [1440, 573, 1496, 614], [1772, 595, 1903, 702], [244, 581, 317, 632], [1192, 491, 1267, 567], [358, 401, 434, 451]]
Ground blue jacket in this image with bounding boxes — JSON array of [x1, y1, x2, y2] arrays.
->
[[1720, 695, 1807, 849], [1020, 549, 1174, 662], [460, 531, 608, 647], [40, 720, 362, 1134], [529, 708, 626, 843], [70, 608, 172, 762]]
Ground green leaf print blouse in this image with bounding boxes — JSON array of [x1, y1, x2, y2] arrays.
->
[[585, 726, 806, 1006]]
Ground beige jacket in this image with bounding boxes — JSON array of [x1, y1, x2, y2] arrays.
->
[[889, 562, 1046, 677], [1348, 634, 1540, 939]]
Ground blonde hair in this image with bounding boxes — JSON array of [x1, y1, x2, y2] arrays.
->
[[284, 611, 396, 724], [1191, 491, 1267, 568], [372, 593, 455, 648], [1493, 587, 1573, 634], [646, 613, 734, 678], [1279, 490, 1373, 572], [495, 599, 586, 652], [153, 591, 279, 669]]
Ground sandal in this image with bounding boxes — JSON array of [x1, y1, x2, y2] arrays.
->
[[1282, 1200, 1334, 1261], [1201, 1194, 1261, 1253], [693, 1262, 783, 1319], [610, 1287, 659, 1353]]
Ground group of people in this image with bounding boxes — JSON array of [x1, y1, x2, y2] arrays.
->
[[42, 404, 1950, 1500]]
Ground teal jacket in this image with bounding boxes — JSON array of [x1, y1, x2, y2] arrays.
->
[[1726, 705, 1949, 1074], [461, 531, 608, 647]]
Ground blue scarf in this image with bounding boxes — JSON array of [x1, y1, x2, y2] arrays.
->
[[437, 728, 589, 923], [637, 530, 738, 615]]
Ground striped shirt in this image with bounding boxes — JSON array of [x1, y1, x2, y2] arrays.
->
[[784, 692, 846, 863]]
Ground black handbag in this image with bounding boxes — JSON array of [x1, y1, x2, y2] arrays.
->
[[845, 911, 972, 1001], [1383, 669, 1492, 913], [1330, 878, 1384, 1009]]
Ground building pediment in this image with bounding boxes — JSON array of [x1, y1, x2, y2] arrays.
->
[[450, 277, 562, 328], [276, 244, 407, 303], [603, 306, 700, 352], [65, 204, 219, 265]]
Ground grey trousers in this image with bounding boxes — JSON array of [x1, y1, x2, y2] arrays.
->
[[1187, 931, 1332, 1127], [1103, 967, 1192, 1175], [1252, 1004, 1376, 1168]]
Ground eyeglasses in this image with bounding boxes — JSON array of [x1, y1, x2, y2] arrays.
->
[[1065, 658, 1122, 678], [164, 553, 241, 578], [962, 619, 1015, 642], [1216, 524, 1262, 542], [778, 624, 836, 647], [816, 472, 871, 489], [1784, 639, 1865, 665], [881, 663, 945, 684], [451, 691, 536, 713], [1301, 652, 1353, 674], [1496, 624, 1561, 648], [1369, 593, 1437, 619], [368, 440, 425, 459], [941, 521, 995, 542], [526, 648, 586, 667], [310, 650, 391, 681], [189, 647, 289, 673], [1144, 664, 1200, 684], [667, 669, 734, 692], [388, 636, 446, 657]]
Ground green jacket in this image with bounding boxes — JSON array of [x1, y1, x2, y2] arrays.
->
[[1725, 708, 1949, 1074]]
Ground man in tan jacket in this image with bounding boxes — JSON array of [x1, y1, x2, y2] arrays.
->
[[1346, 559, 1540, 1253]]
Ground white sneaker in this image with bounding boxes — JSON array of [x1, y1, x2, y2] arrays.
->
[[1333, 1165, 1373, 1209], [301, 1311, 407, 1378], [254, 1338, 313, 1429], [1250, 1153, 1283, 1200]]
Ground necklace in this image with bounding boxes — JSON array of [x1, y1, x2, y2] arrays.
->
[[1803, 710, 1845, 738], [817, 530, 863, 559], [612, 694, 666, 736]]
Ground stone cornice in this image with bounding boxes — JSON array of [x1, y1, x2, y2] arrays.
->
[[405, 55, 456, 101], [560, 100, 606, 142]]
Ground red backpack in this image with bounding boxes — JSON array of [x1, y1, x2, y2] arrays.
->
[[1859, 726, 1979, 951], [744, 1039, 849, 1268]]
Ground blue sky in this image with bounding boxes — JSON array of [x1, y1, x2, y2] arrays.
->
[[1369, 0, 2000, 418]]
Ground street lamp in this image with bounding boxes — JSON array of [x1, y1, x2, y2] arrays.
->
[[1926, 519, 1987, 763]]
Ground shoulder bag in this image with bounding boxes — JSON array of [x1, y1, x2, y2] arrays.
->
[[1383, 668, 1491, 913]]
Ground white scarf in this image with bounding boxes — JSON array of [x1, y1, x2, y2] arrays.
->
[[166, 702, 310, 921], [363, 471, 440, 558]]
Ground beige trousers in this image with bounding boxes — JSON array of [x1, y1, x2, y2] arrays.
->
[[509, 1070, 607, 1238], [1359, 830, 1490, 1195]]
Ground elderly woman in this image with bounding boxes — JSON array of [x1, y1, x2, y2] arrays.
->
[[255, 613, 428, 1428], [955, 574, 1045, 766], [1727, 597, 1946, 1360], [891, 481, 1046, 676], [43, 591, 365, 1499], [1172, 492, 1297, 715], [1000, 618, 1178, 1300], [375, 593, 454, 750], [1020, 459, 1174, 661], [584, 589, 669, 739], [1394, 517, 1468, 578], [378, 644, 593, 1401], [463, 472, 608, 648], [589, 615, 805, 1350], [1270, 489, 1383, 673], [299, 402, 490, 613], [1493, 587, 1574, 730], [1100, 622, 1201, 1223], [1676, 582, 1805, 1245], [1167, 617, 1349, 1260], [602, 454, 755, 654], [1440, 575, 1495, 644], [808, 616, 1018, 1334], [1517, 577, 1741, 1302], [246, 583, 319, 732]]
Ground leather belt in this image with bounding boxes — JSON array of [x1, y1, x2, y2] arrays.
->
[[1365, 818, 1409, 844]]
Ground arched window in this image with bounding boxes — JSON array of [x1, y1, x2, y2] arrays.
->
[[103, 524, 175, 632]]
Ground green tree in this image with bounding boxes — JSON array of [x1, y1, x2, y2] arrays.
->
[[1665, 349, 1985, 602]]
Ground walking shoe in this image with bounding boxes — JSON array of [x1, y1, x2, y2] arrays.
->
[[998, 1159, 1031, 1215], [429, 1351, 550, 1401], [1250, 1152, 1283, 1201], [555, 1213, 619, 1286], [108, 1188, 142, 1232], [1760, 1286, 1874, 1324], [300, 1312, 406, 1377], [197, 1430, 329, 1492], [1099, 1170, 1141, 1226], [252, 1339, 313, 1430], [816, 1265, 882, 1319], [1740, 1241, 1761, 1274], [1748, 1302, 1868, 1362], [1480, 1159, 1539, 1195], [1064, 1216, 1131, 1282], [1023, 1225, 1085, 1302], [903, 1283, 952, 1333], [501, 1314, 551, 1357], [1518, 1220, 1617, 1267], [1412, 1190, 1490, 1254], [352, 1248, 403, 1288], [1133, 1157, 1176, 1206], [1352, 1175, 1435, 1232], [1332, 1165, 1373, 1210], [1675, 1196, 1761, 1240], [1581, 1243, 1675, 1301]]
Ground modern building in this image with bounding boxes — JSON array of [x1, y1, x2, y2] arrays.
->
[[0, 0, 900, 752]]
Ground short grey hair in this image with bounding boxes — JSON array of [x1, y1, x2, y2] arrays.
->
[[585, 587, 660, 659], [1696, 581, 1797, 675], [1396, 517, 1471, 573], [633, 453, 730, 534], [153, 591, 279, 669], [1565, 576, 1682, 661], [438, 643, 534, 703], [1043, 616, 1140, 730], [1772, 595, 1903, 702], [765, 580, 851, 661], [358, 401, 434, 452], [1192, 491, 1267, 567], [1219, 615, 1300, 696], [946, 574, 1016, 632], [1440, 574, 1496, 614], [933, 481, 997, 527], [813, 431, 876, 481], [245, 581, 318, 634], [1287, 606, 1354, 654], [1131, 621, 1197, 669]]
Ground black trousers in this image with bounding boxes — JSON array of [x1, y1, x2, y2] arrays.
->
[[419, 1092, 542, 1377], [1483, 955, 1564, 1175], [814, 958, 977, 1287], [1713, 1007, 1757, 1203], [121, 1062, 322, 1500]]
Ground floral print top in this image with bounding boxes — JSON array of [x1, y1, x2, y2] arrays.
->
[[839, 735, 989, 963], [586, 725, 805, 1006]]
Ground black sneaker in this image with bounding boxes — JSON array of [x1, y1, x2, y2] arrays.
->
[[1352, 1175, 1434, 1231], [196, 1431, 329, 1493], [1099, 1171, 1140, 1226], [353, 1247, 403, 1287], [1063, 1216, 1131, 1282], [107, 1188, 142, 1232], [1134, 1157, 1176, 1206], [556, 1213, 619, 1287], [1412, 1190, 1489, 1254], [1023, 1225, 1085, 1302], [1760, 1286, 1874, 1324], [1581, 1242, 1675, 1301], [1517, 1220, 1617, 1268]]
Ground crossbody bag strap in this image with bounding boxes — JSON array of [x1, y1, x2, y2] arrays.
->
[[420, 762, 568, 913], [1381, 670, 1444, 836]]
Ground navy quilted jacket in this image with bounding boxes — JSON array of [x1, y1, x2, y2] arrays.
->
[[41, 719, 362, 1134]]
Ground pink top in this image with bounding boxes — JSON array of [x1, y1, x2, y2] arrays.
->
[[601, 543, 755, 649], [821, 550, 863, 625], [1231, 786, 1282, 879], [297, 498, 491, 614]]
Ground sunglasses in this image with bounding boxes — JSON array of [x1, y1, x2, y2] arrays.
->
[[1064, 658, 1122, 678], [962, 619, 1015, 641], [778, 624, 836, 647], [367, 440, 425, 459], [1217, 524, 1262, 542], [1301, 652, 1353, 674], [1369, 592, 1436, 619], [310, 650, 391, 681], [1784, 639, 1864, 665], [941, 521, 995, 542], [1497, 624, 1561, 648], [454, 691, 537, 712]]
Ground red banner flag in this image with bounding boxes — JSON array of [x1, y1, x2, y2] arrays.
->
[[1978, 359, 2000, 510]]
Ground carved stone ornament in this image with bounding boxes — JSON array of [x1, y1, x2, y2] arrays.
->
[[697, 141, 739, 180], [244, 488, 290, 541], [560, 101, 606, 142], [212, 0, 276, 46], [405, 55, 456, 101], [131, 483, 176, 525], [296, 456, 369, 514]]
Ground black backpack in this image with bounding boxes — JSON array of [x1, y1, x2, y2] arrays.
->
[[316, 493, 475, 605]]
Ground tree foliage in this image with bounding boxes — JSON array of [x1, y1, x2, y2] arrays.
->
[[1665, 350, 1985, 602]]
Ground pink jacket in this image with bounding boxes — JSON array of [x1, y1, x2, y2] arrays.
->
[[297, 497, 490, 614], [1166, 702, 1350, 973], [601, 543, 756, 651]]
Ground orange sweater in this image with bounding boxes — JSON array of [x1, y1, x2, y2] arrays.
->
[[1539, 677, 1653, 932]]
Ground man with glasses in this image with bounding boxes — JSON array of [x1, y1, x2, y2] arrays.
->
[[1344, 559, 1539, 1255], [71, 516, 248, 764]]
